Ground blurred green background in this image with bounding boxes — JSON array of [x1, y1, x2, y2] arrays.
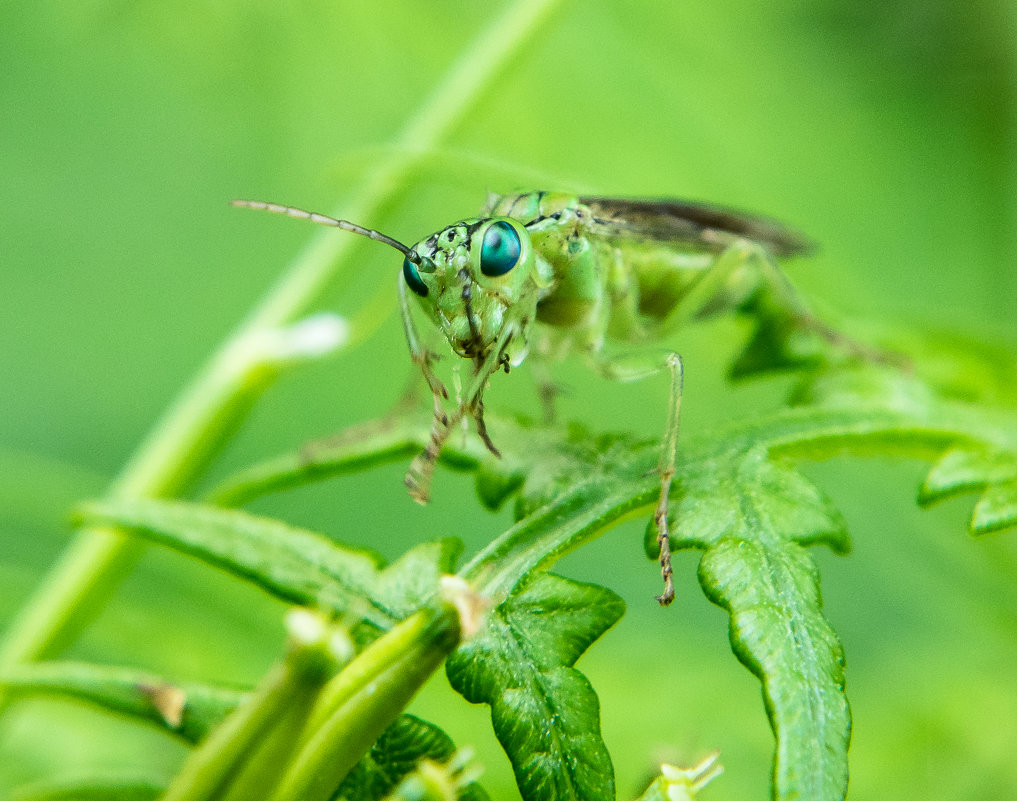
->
[[2, 0, 1016, 798]]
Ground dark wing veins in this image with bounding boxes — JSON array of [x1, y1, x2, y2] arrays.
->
[[579, 196, 813, 258]]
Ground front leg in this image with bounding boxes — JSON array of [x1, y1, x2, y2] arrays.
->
[[399, 277, 448, 413], [405, 402, 467, 505], [404, 323, 516, 504], [593, 349, 685, 606]]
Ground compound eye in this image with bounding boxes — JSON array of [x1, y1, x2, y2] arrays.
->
[[402, 256, 428, 297], [480, 221, 521, 277]]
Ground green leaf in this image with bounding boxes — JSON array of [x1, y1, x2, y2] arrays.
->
[[971, 478, 1017, 535], [920, 440, 1017, 534], [446, 572, 624, 801], [699, 540, 848, 798], [76, 499, 461, 634], [206, 414, 488, 508], [337, 714, 489, 801], [799, 367, 1017, 538], [0, 661, 242, 744], [88, 366, 1017, 801], [920, 445, 1017, 503], [11, 776, 164, 801], [654, 439, 852, 798], [449, 426, 850, 801], [453, 370, 1014, 801]]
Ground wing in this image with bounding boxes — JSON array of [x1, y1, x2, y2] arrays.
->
[[578, 197, 813, 259]]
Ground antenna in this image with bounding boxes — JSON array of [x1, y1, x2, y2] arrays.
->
[[230, 199, 421, 263]]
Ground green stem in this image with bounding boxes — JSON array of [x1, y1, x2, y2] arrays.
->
[[0, 0, 564, 673], [0, 348, 279, 664], [158, 662, 293, 801], [215, 678, 324, 801], [160, 610, 346, 801], [271, 608, 461, 801]]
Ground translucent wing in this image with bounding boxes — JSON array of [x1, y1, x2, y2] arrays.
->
[[578, 197, 813, 259]]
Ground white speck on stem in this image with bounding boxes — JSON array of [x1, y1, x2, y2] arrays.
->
[[286, 607, 327, 646], [237, 312, 351, 369], [329, 629, 355, 664], [273, 313, 351, 361]]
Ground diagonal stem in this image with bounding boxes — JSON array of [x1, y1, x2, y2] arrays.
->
[[0, 0, 564, 673]]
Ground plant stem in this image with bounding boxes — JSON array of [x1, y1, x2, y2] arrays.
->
[[0, 0, 564, 673], [160, 609, 347, 801], [271, 607, 461, 801]]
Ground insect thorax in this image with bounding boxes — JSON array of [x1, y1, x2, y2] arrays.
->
[[483, 191, 581, 228]]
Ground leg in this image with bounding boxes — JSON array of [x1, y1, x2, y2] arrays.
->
[[529, 328, 581, 424], [404, 323, 516, 504], [657, 240, 901, 367], [654, 352, 683, 606], [593, 349, 685, 606], [399, 276, 453, 504], [398, 277, 448, 414], [529, 357, 561, 424], [405, 403, 467, 504]]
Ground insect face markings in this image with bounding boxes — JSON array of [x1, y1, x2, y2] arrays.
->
[[402, 217, 540, 362]]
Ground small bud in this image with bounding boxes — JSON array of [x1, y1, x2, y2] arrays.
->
[[658, 752, 722, 801], [284, 608, 353, 679]]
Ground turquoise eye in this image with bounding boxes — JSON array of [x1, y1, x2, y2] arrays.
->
[[480, 221, 521, 277], [402, 257, 428, 297]]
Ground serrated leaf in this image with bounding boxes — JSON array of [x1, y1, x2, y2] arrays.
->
[[920, 446, 1017, 504], [446, 419, 854, 800], [129, 366, 1016, 801], [445, 372, 1013, 801], [446, 572, 623, 801], [0, 661, 243, 744], [77, 499, 461, 633], [699, 539, 848, 798], [971, 479, 1017, 535], [662, 447, 850, 801], [336, 714, 488, 801]]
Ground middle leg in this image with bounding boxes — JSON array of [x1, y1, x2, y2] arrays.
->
[[592, 349, 685, 606]]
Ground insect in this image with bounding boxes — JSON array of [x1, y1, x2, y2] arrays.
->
[[233, 192, 833, 605]]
